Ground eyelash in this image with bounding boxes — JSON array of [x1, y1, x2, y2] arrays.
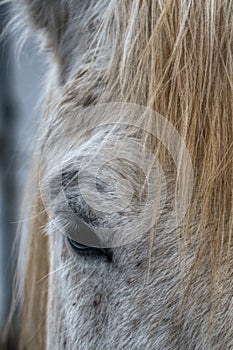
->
[[67, 237, 113, 262]]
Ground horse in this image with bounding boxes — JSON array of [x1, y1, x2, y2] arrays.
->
[[4, 0, 233, 349]]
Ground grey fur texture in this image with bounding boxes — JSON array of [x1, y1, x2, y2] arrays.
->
[[9, 1, 233, 349]]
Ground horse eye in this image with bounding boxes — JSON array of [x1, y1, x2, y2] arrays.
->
[[67, 237, 113, 262], [64, 218, 113, 261]]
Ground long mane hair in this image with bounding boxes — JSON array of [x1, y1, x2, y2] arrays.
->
[[3, 0, 233, 348]]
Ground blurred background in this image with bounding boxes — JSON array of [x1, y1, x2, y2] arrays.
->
[[0, 2, 46, 346]]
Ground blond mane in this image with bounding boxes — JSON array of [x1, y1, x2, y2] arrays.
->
[[3, 0, 233, 348]]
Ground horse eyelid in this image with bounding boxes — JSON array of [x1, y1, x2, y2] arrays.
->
[[67, 237, 113, 262]]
